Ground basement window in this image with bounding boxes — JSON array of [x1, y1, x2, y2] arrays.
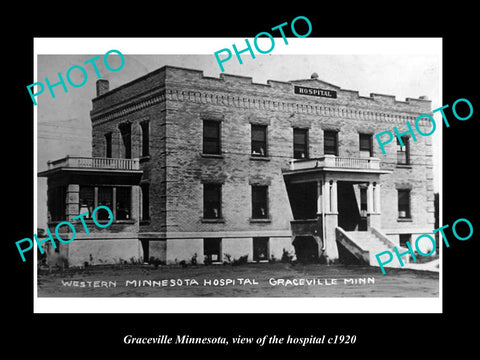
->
[[253, 237, 269, 262], [204, 238, 222, 263], [399, 234, 411, 247]]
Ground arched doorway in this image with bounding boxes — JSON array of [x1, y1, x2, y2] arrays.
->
[[293, 236, 320, 263]]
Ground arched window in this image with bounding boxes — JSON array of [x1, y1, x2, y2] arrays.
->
[[140, 121, 149, 157]]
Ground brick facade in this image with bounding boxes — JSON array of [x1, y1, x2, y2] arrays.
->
[[52, 65, 435, 266]]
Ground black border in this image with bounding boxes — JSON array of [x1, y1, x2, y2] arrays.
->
[[9, 7, 479, 356]]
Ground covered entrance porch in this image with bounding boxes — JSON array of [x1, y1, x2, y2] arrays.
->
[[283, 155, 391, 262], [38, 156, 144, 267]]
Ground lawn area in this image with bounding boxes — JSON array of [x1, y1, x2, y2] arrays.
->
[[37, 262, 439, 298]]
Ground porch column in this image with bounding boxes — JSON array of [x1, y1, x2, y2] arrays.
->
[[66, 184, 80, 222], [367, 182, 381, 229], [374, 182, 381, 213], [316, 180, 323, 215], [131, 185, 140, 224], [367, 182, 374, 214], [112, 187, 117, 220], [316, 180, 324, 259], [94, 186, 99, 208], [323, 179, 339, 261], [330, 180, 338, 214], [323, 180, 331, 213]]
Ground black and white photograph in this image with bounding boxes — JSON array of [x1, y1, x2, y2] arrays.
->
[[33, 38, 442, 312], [9, 9, 478, 356]]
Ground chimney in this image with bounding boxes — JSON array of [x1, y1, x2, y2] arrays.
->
[[96, 79, 109, 96]]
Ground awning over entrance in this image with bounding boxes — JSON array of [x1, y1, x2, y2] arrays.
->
[[283, 155, 391, 217], [283, 155, 392, 261], [283, 154, 391, 177]]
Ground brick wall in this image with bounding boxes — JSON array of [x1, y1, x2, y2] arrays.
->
[[92, 100, 168, 234], [90, 66, 435, 244], [161, 67, 434, 236]]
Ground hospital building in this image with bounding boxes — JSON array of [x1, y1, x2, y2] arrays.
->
[[38, 65, 435, 268]]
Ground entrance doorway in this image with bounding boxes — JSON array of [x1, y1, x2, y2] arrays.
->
[[337, 181, 366, 231], [293, 236, 319, 263]]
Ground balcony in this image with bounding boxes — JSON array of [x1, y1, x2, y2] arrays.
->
[[46, 156, 140, 171], [39, 156, 143, 184], [288, 155, 382, 172]]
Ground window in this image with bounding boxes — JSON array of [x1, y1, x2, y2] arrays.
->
[[359, 133, 373, 157], [399, 234, 411, 247], [204, 238, 221, 263], [397, 136, 410, 164], [119, 123, 132, 159], [293, 128, 308, 159], [48, 186, 66, 221], [398, 189, 411, 219], [324, 130, 338, 155], [253, 237, 269, 261], [251, 124, 267, 156], [116, 187, 131, 220], [140, 121, 150, 157], [97, 187, 113, 220], [203, 183, 222, 219], [79, 186, 94, 218], [252, 185, 269, 219], [105, 133, 112, 158], [79, 185, 133, 222], [140, 183, 150, 221], [203, 120, 221, 155]]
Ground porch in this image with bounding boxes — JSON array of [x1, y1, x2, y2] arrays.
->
[[283, 155, 392, 262], [38, 156, 144, 267]]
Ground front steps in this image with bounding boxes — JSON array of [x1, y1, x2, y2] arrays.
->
[[336, 228, 406, 268]]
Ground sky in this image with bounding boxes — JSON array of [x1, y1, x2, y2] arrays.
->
[[35, 38, 442, 229]]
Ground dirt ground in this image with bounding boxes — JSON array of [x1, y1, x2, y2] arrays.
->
[[37, 262, 439, 297]]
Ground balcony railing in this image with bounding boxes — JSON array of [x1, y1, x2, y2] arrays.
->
[[47, 156, 140, 171], [289, 155, 380, 171]]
